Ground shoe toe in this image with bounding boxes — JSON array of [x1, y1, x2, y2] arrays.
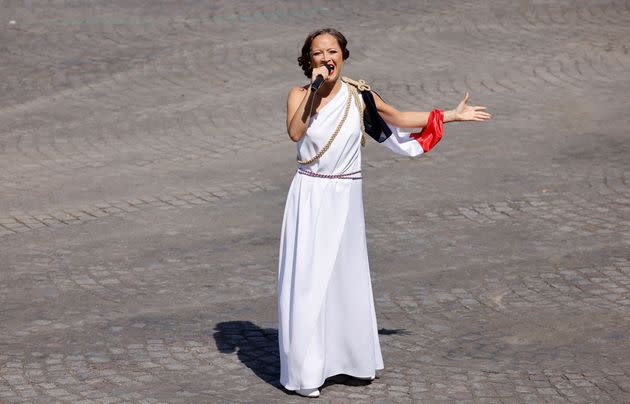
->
[[296, 388, 320, 397]]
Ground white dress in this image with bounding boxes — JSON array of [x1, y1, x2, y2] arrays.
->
[[277, 81, 430, 391]]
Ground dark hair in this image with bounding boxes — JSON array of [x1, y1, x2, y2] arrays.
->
[[297, 28, 350, 78]]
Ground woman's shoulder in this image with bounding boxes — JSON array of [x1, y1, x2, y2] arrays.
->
[[288, 84, 309, 93], [342, 76, 371, 92], [287, 84, 309, 102]]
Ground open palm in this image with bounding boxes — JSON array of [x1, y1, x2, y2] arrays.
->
[[455, 92, 492, 121]]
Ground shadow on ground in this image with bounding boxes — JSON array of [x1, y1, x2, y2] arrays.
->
[[213, 321, 409, 393]]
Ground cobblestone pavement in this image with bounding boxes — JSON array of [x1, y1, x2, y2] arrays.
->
[[1, 1, 630, 402]]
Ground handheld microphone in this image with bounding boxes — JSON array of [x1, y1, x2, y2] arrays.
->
[[310, 64, 334, 92]]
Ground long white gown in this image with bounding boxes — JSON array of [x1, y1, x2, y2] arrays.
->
[[277, 81, 431, 391]]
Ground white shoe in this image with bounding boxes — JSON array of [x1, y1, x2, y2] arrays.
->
[[355, 375, 375, 381], [295, 387, 320, 397]]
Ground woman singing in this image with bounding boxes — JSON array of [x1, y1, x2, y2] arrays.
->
[[277, 28, 491, 398]]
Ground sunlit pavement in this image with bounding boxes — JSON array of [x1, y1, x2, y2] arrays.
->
[[1, 1, 629, 402]]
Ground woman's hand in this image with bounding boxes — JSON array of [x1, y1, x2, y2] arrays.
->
[[454, 92, 492, 122], [311, 65, 330, 84]]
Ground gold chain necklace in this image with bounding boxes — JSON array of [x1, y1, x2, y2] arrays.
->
[[296, 86, 352, 165]]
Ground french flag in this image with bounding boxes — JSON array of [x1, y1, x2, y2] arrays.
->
[[382, 109, 444, 157]]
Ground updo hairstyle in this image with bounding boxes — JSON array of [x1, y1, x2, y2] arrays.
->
[[297, 28, 350, 78]]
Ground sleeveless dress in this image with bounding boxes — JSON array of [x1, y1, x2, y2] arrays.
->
[[277, 81, 436, 390]]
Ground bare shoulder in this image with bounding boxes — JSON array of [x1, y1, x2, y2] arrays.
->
[[369, 89, 385, 107], [370, 89, 385, 102], [288, 85, 308, 99]]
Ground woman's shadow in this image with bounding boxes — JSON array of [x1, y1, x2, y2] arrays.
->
[[213, 320, 408, 393]]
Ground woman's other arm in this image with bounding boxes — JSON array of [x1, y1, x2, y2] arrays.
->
[[372, 91, 491, 128]]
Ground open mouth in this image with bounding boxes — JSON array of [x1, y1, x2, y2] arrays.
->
[[326, 64, 335, 76]]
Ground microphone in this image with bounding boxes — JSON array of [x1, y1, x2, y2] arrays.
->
[[310, 64, 334, 92]]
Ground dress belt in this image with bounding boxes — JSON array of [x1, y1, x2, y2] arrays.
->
[[297, 169, 362, 180]]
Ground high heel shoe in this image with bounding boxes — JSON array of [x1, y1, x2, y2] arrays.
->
[[295, 387, 320, 398]]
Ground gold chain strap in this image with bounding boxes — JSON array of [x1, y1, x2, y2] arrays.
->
[[296, 78, 370, 165], [296, 88, 352, 165], [342, 77, 371, 92], [347, 84, 366, 147]]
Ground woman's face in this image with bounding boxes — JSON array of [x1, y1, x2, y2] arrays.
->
[[310, 33, 343, 81]]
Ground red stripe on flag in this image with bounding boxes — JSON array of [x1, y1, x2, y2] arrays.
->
[[410, 109, 444, 153]]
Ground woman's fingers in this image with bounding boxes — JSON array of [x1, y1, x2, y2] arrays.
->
[[467, 104, 491, 120], [464, 110, 491, 120], [311, 65, 330, 81], [458, 96, 492, 121]]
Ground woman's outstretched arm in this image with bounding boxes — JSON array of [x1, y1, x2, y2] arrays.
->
[[372, 91, 491, 128]]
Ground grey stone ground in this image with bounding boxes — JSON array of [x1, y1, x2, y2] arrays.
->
[[1, 0, 629, 402]]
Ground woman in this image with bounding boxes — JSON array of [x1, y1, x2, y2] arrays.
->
[[278, 28, 491, 398]]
